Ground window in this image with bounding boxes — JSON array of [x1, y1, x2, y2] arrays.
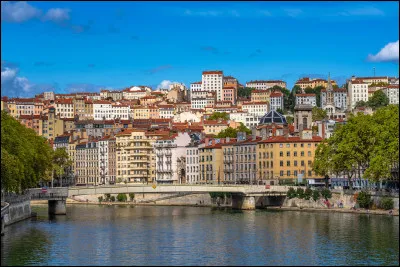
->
[[280, 161, 283, 167], [308, 151, 311, 156], [301, 143, 304, 147], [301, 151, 304, 156], [294, 161, 297, 166], [287, 170, 291, 177], [286, 144, 290, 148], [286, 151, 290, 157], [287, 161, 290, 167], [301, 161, 304, 166], [279, 144, 283, 148], [280, 171, 284, 176], [294, 152, 297, 157], [308, 171, 312, 177], [294, 170, 298, 176], [280, 151, 283, 157]]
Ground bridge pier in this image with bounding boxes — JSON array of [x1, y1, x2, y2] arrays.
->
[[231, 194, 256, 210], [48, 200, 66, 215], [1, 217, 4, 236]]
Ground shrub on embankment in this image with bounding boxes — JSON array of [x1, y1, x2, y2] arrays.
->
[[286, 187, 331, 202], [379, 197, 394, 210]]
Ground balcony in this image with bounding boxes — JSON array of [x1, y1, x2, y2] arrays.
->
[[154, 143, 177, 148]]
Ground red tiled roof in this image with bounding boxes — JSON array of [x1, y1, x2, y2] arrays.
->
[[93, 100, 112, 104], [296, 94, 316, 97], [202, 70, 223, 75], [270, 92, 283, 97], [203, 120, 228, 125], [247, 80, 285, 84], [191, 81, 202, 85], [258, 136, 323, 144]]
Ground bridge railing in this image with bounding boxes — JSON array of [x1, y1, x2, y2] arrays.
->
[[3, 192, 31, 204]]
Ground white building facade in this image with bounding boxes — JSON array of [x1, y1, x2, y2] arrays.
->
[[382, 86, 399, 105], [295, 94, 317, 107], [202, 70, 223, 101], [348, 81, 369, 110], [321, 89, 347, 110], [186, 144, 200, 184]]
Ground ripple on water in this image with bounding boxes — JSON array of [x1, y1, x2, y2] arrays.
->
[[1, 205, 398, 266]]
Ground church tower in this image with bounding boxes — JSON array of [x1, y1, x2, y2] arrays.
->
[[326, 72, 334, 106]]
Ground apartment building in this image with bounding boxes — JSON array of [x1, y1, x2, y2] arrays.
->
[[221, 86, 236, 105], [154, 132, 191, 184], [122, 87, 150, 100], [186, 142, 200, 184], [203, 119, 229, 135], [191, 92, 216, 109], [199, 141, 224, 184], [251, 90, 271, 103], [202, 70, 224, 101], [55, 98, 74, 119], [241, 102, 269, 117], [229, 111, 260, 129], [348, 80, 369, 110], [382, 85, 399, 105], [295, 94, 317, 107], [233, 137, 261, 184], [257, 130, 323, 185], [18, 115, 43, 135], [158, 104, 175, 119], [190, 81, 202, 92], [320, 89, 347, 110], [75, 140, 100, 185], [246, 80, 286, 90], [115, 129, 154, 183], [296, 77, 337, 90], [43, 91, 55, 101], [350, 76, 389, 85], [270, 91, 284, 111]]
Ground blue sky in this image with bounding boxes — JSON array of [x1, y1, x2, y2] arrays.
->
[[1, 1, 399, 97]]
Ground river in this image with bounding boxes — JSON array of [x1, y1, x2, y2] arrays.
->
[[1, 205, 399, 266]]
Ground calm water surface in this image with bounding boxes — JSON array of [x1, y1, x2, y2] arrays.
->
[[1, 205, 399, 266]]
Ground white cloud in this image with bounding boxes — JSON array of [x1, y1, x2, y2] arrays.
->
[[43, 8, 70, 22], [1, 1, 42, 23], [1, 2, 71, 24], [157, 80, 184, 90], [367, 40, 399, 63], [339, 6, 385, 17], [1, 61, 34, 96]]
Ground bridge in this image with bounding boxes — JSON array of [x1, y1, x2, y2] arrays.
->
[[24, 185, 295, 213]]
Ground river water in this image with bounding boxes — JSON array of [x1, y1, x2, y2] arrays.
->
[[1, 205, 399, 266]]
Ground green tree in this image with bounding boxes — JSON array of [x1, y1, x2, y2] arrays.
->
[[304, 87, 314, 94], [238, 87, 254, 98], [208, 112, 229, 121], [110, 195, 116, 202], [304, 188, 313, 200], [379, 197, 394, 210], [52, 147, 72, 187], [296, 188, 305, 199], [367, 90, 389, 110], [321, 188, 332, 200], [216, 127, 237, 138], [286, 116, 294, 124], [129, 193, 135, 201], [354, 100, 368, 108], [276, 108, 284, 114], [312, 107, 328, 121], [312, 190, 320, 201], [117, 193, 127, 202], [356, 191, 371, 208], [286, 187, 297, 199], [1, 111, 53, 193], [237, 123, 252, 135]]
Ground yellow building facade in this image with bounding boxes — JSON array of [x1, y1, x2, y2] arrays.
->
[[257, 131, 323, 184]]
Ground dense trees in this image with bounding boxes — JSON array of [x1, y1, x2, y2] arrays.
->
[[313, 105, 399, 185], [237, 87, 254, 98], [52, 148, 73, 187], [208, 112, 229, 121], [354, 91, 389, 110], [312, 107, 328, 121], [367, 90, 389, 110], [216, 123, 251, 138], [1, 111, 53, 193]]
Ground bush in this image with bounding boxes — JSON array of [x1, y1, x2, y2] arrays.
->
[[129, 193, 135, 201], [296, 188, 305, 199], [321, 188, 332, 200], [98, 196, 103, 203], [117, 193, 127, 202], [312, 190, 320, 201], [287, 187, 297, 199], [379, 197, 394, 210], [110, 196, 116, 202], [357, 191, 372, 209], [304, 188, 312, 200], [104, 194, 111, 201]]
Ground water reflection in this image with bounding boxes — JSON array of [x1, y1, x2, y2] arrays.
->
[[1, 205, 398, 266]]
